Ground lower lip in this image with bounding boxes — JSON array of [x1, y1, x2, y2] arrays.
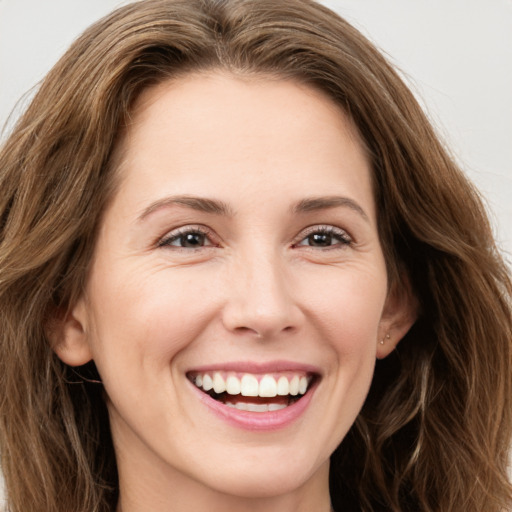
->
[[189, 380, 318, 431]]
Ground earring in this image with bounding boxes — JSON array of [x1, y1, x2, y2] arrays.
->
[[379, 333, 391, 345]]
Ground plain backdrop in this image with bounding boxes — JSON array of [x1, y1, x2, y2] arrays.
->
[[0, 0, 511, 502], [1, 0, 511, 259]]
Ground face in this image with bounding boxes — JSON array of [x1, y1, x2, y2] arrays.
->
[[56, 73, 412, 506]]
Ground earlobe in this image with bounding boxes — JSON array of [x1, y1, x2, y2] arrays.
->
[[376, 275, 418, 360], [46, 300, 94, 367]]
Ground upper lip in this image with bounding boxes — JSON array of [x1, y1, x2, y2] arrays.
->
[[186, 360, 322, 376]]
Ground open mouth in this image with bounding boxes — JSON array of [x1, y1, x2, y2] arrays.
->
[[187, 371, 318, 413]]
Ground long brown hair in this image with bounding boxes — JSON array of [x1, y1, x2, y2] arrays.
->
[[0, 1, 510, 510]]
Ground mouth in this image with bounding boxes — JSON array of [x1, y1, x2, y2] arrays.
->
[[187, 370, 318, 413]]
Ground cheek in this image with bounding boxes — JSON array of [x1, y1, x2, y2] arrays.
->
[[84, 265, 224, 375], [291, 268, 386, 458], [302, 264, 387, 353]]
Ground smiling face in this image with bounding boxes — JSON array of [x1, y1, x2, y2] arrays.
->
[[54, 73, 414, 511]]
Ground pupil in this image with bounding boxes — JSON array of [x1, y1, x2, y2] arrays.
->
[[182, 233, 204, 247], [309, 233, 331, 246]]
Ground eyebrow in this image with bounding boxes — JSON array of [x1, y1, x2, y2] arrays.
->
[[293, 196, 369, 222], [137, 194, 369, 223], [137, 195, 233, 221]]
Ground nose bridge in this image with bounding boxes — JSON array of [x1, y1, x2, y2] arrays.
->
[[222, 243, 300, 337]]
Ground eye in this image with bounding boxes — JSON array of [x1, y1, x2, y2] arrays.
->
[[295, 225, 352, 249], [158, 226, 216, 249]]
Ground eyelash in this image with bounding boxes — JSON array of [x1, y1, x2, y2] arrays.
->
[[292, 225, 353, 249], [157, 224, 353, 250], [158, 225, 216, 249]]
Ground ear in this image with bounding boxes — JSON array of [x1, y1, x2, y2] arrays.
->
[[376, 275, 418, 359], [46, 299, 93, 367]]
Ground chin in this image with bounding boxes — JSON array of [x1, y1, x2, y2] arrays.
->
[[186, 443, 329, 500], [206, 464, 322, 499]]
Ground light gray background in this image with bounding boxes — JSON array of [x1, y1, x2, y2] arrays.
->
[[1, 0, 511, 260], [0, 0, 511, 502], [1, 0, 511, 256]]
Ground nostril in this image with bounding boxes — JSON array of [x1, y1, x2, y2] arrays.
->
[[233, 324, 295, 338], [234, 326, 260, 335]]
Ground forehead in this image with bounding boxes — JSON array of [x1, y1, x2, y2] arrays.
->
[[108, 71, 374, 221], [124, 71, 366, 155]]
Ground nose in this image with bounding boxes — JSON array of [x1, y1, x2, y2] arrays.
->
[[221, 249, 303, 339]]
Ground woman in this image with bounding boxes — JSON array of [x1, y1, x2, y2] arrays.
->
[[0, 1, 510, 511]]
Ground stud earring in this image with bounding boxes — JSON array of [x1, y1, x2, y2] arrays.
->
[[379, 333, 391, 345]]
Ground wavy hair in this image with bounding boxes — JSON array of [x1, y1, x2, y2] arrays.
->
[[0, 1, 511, 510]]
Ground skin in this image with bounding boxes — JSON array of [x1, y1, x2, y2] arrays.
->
[[54, 72, 415, 512]]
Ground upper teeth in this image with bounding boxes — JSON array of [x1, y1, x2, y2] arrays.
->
[[193, 372, 310, 397]]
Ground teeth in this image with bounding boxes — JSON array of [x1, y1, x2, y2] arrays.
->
[[299, 376, 308, 394], [240, 374, 259, 396], [246, 403, 269, 413], [202, 374, 213, 391], [277, 376, 289, 396], [289, 375, 300, 396], [268, 403, 287, 411], [225, 402, 288, 412], [226, 375, 241, 395], [259, 375, 277, 397], [192, 372, 312, 398], [213, 372, 226, 394]]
